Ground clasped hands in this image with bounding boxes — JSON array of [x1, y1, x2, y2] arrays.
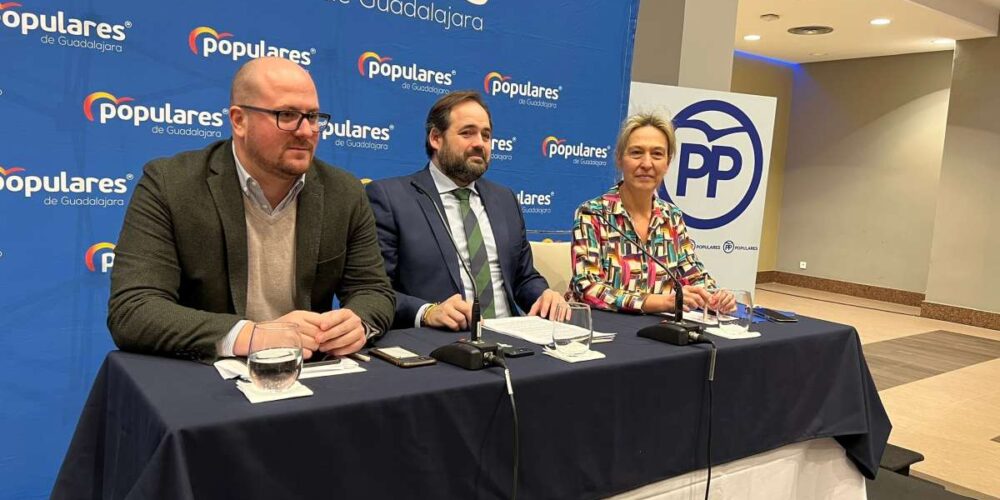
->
[[642, 286, 737, 314], [235, 309, 366, 360], [423, 289, 567, 331]]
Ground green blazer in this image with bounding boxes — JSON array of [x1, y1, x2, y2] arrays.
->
[[108, 139, 395, 363]]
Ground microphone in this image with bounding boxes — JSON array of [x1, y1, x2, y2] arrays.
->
[[413, 181, 499, 370], [581, 208, 706, 341]]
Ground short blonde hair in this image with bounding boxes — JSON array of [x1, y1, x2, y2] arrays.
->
[[614, 112, 677, 163]]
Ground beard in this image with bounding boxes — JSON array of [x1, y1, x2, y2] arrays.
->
[[242, 127, 314, 180], [437, 142, 489, 185]]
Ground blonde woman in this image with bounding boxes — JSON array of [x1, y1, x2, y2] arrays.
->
[[570, 112, 734, 314]]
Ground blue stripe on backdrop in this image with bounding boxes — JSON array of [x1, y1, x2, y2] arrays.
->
[[0, 1, 638, 496]]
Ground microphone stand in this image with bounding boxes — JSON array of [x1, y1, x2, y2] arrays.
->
[[414, 183, 499, 369], [588, 210, 707, 345]]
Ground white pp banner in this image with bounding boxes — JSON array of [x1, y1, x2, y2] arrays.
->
[[628, 82, 776, 295]]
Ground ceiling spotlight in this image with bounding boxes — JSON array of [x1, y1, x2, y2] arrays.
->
[[870, 18, 891, 26], [744, 34, 762, 41], [810, 52, 828, 56], [788, 25, 834, 35], [932, 38, 954, 44], [760, 13, 780, 22]]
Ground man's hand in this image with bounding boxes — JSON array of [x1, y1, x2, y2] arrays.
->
[[314, 309, 367, 356], [423, 294, 472, 331], [232, 310, 324, 359], [527, 289, 567, 320]]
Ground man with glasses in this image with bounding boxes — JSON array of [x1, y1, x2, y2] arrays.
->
[[108, 57, 394, 363]]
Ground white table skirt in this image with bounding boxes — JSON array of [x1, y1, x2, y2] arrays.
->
[[612, 438, 867, 500]]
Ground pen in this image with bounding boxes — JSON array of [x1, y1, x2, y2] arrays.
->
[[348, 352, 371, 363]]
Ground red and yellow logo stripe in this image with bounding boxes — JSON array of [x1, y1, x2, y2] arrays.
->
[[188, 26, 232, 55], [483, 71, 510, 93], [357, 51, 391, 76], [83, 92, 134, 121], [541, 136, 565, 156], [84, 242, 116, 272]]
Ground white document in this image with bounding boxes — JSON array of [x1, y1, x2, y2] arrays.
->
[[483, 316, 616, 345]]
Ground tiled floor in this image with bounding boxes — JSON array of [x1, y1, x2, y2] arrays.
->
[[755, 285, 1000, 499], [863, 331, 1000, 390]]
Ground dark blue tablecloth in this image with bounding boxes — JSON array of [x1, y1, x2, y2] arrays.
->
[[53, 311, 890, 499]]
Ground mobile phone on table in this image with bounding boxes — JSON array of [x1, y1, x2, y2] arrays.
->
[[754, 307, 798, 323], [502, 347, 534, 358], [369, 346, 437, 368]]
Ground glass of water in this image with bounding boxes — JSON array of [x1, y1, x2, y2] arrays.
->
[[550, 302, 593, 357], [247, 322, 303, 392], [710, 289, 754, 335]]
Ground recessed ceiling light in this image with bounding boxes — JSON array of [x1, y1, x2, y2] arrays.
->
[[744, 34, 761, 41], [932, 38, 954, 44], [760, 13, 780, 22], [870, 18, 891, 26], [788, 25, 834, 35], [810, 52, 828, 56]]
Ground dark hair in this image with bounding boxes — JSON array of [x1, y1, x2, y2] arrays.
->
[[424, 90, 493, 158]]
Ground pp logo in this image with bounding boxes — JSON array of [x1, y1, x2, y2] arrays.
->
[[723, 240, 735, 254], [85, 242, 115, 273], [660, 100, 765, 230]]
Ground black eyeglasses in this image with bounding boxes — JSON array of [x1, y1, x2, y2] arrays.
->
[[236, 105, 331, 132]]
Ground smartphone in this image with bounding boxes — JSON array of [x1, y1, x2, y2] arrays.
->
[[502, 347, 534, 358], [369, 346, 437, 368], [754, 307, 798, 323]]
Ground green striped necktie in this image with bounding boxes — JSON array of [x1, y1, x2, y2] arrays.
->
[[451, 188, 496, 319]]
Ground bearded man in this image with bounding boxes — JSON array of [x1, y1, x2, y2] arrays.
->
[[365, 91, 565, 331]]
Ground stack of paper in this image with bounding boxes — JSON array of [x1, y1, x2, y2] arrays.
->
[[483, 316, 616, 345]]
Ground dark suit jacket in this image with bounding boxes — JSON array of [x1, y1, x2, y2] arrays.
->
[[365, 166, 548, 329], [108, 140, 395, 363]]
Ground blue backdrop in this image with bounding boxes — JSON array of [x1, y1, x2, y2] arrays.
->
[[0, 0, 638, 496]]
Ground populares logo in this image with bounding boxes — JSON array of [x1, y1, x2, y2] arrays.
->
[[188, 26, 313, 65], [0, 164, 131, 199], [1, 2, 131, 53], [357, 51, 454, 92], [517, 189, 553, 215], [85, 242, 115, 273], [0, 2, 129, 39], [484, 71, 561, 106], [541, 135, 609, 165], [84, 91, 225, 137], [490, 136, 515, 161], [659, 99, 767, 230], [321, 117, 394, 151]]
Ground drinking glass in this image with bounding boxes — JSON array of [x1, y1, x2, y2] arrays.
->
[[710, 289, 754, 335], [550, 302, 593, 357], [247, 322, 303, 392]]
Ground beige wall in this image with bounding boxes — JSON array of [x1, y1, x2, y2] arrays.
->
[[924, 37, 1000, 312], [632, 0, 736, 91], [632, 0, 685, 86], [777, 51, 953, 293], [730, 54, 795, 272]]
